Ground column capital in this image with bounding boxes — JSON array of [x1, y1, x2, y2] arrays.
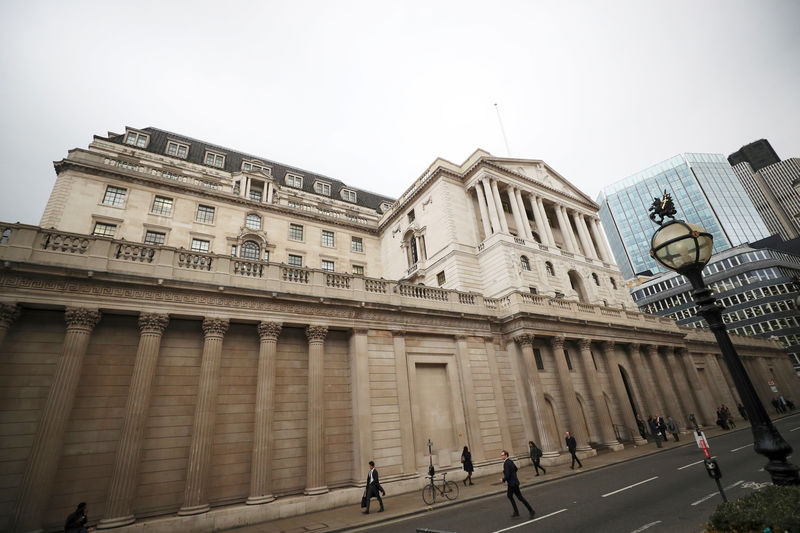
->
[[455, 334, 469, 342], [550, 335, 565, 350], [305, 325, 328, 343], [390, 329, 405, 337], [0, 303, 21, 328], [578, 338, 592, 351], [602, 340, 615, 351], [65, 307, 101, 332], [628, 342, 640, 353], [514, 333, 535, 347], [258, 321, 282, 341], [138, 313, 169, 335], [202, 317, 229, 338], [353, 327, 369, 336], [645, 344, 659, 356]]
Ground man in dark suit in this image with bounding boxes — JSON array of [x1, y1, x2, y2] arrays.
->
[[500, 450, 534, 519], [565, 431, 583, 469], [362, 460, 384, 514]]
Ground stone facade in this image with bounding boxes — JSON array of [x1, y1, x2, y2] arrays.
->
[[0, 127, 797, 533]]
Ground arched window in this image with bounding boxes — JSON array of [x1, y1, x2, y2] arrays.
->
[[610, 277, 618, 290], [245, 214, 261, 230], [521, 255, 531, 271], [592, 273, 600, 286], [241, 240, 260, 260], [545, 261, 555, 276]]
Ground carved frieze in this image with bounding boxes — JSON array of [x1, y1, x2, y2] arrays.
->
[[0, 303, 21, 328]]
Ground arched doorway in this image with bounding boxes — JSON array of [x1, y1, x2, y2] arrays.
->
[[545, 396, 562, 450], [576, 393, 594, 444], [568, 270, 588, 302]]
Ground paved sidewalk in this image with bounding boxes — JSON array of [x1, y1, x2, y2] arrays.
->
[[224, 424, 741, 533]]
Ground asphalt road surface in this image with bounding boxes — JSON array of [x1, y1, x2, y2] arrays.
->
[[355, 413, 800, 533]]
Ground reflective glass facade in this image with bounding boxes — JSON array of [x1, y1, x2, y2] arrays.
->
[[597, 153, 769, 279]]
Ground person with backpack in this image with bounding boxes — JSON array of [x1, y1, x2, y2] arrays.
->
[[528, 440, 546, 476]]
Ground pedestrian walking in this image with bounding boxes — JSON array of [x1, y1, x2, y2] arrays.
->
[[65, 502, 89, 533], [461, 445, 474, 486], [656, 415, 668, 442], [528, 440, 546, 476], [361, 460, 384, 514], [647, 416, 662, 448], [565, 431, 582, 469], [635, 414, 647, 441], [500, 450, 535, 519], [666, 416, 679, 442], [737, 403, 748, 421]]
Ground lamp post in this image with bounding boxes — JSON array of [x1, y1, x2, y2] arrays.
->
[[648, 191, 799, 486]]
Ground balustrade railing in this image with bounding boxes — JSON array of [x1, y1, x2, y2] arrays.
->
[[116, 243, 156, 263], [42, 231, 91, 254], [365, 279, 388, 293], [326, 272, 351, 289], [233, 260, 264, 277], [397, 283, 448, 301], [177, 251, 213, 271], [282, 266, 310, 283]]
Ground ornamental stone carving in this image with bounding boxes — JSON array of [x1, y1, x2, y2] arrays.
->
[[0, 303, 21, 327], [602, 340, 615, 351], [202, 317, 229, 338], [514, 333, 535, 347], [138, 313, 169, 335], [305, 325, 328, 343], [551, 335, 565, 350], [578, 338, 592, 351], [64, 307, 101, 331], [257, 321, 282, 341]]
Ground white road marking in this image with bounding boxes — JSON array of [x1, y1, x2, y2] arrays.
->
[[630, 521, 662, 533], [678, 456, 717, 470], [690, 480, 744, 506], [491, 508, 568, 533], [602, 476, 658, 497], [730, 443, 753, 452], [790, 426, 800, 432]]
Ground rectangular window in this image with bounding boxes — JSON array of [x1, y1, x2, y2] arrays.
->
[[314, 181, 331, 195], [263, 250, 270, 262], [196, 205, 215, 224], [564, 349, 573, 371], [534, 348, 544, 370], [351, 236, 363, 252], [352, 265, 364, 275], [151, 195, 173, 216], [102, 186, 127, 207], [166, 141, 189, 158], [144, 231, 165, 245], [321, 230, 335, 247], [341, 189, 357, 203], [437, 271, 446, 286], [231, 245, 237, 256], [124, 131, 148, 148], [321, 260, 335, 272], [204, 151, 225, 168], [191, 239, 210, 253], [288, 254, 303, 267], [408, 209, 416, 222], [286, 174, 303, 188], [529, 287, 537, 294], [242, 161, 270, 174], [92, 222, 116, 237], [249, 190, 262, 202], [289, 223, 304, 241]]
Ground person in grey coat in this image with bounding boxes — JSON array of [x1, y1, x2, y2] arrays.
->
[[666, 416, 679, 442]]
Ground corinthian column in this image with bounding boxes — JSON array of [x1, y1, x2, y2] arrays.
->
[[628, 343, 657, 417], [515, 334, 558, 456], [601, 341, 647, 445], [538, 197, 556, 245], [665, 347, 697, 430], [481, 179, 501, 234], [646, 345, 682, 424], [0, 303, 21, 347], [13, 307, 101, 533], [247, 321, 282, 505], [473, 186, 492, 239], [305, 325, 329, 495], [555, 208, 577, 253], [514, 189, 534, 240], [490, 180, 509, 233], [551, 336, 591, 452], [507, 188, 525, 239], [590, 218, 614, 263], [99, 313, 169, 529], [179, 317, 229, 516], [577, 339, 621, 450], [677, 347, 716, 426], [578, 215, 599, 259]]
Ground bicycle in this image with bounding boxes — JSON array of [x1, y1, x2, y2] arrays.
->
[[421, 471, 459, 505]]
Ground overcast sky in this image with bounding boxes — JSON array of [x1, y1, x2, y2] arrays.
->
[[1, 1, 798, 225]]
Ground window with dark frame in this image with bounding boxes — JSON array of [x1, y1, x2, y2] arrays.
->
[[352, 264, 364, 275], [534, 348, 544, 370], [196, 205, 215, 224], [321, 260, 334, 272], [191, 239, 210, 253], [204, 151, 225, 168], [521, 256, 531, 271], [245, 214, 261, 230], [151, 196, 173, 215], [322, 230, 335, 247], [144, 231, 165, 245], [564, 349, 573, 371], [288, 254, 303, 267], [124, 131, 148, 148], [241, 240, 259, 260], [166, 141, 189, 158], [351, 236, 363, 252], [289, 223, 304, 241], [92, 222, 116, 237], [437, 271, 446, 286], [102, 186, 127, 207]]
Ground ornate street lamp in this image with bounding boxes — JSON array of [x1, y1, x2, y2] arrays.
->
[[649, 191, 799, 486]]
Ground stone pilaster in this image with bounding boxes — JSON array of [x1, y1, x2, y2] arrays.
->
[[647, 345, 682, 424], [628, 343, 656, 417], [551, 336, 590, 452], [515, 334, 558, 456], [601, 341, 647, 445], [678, 348, 716, 426], [484, 336, 513, 453], [304, 325, 328, 495], [391, 331, 417, 475], [455, 335, 484, 460], [179, 317, 229, 516], [664, 347, 698, 430], [13, 307, 101, 533], [247, 321, 282, 505], [578, 339, 621, 450], [0, 302, 21, 347], [99, 313, 169, 529]]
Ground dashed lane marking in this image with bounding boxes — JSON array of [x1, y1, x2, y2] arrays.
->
[[491, 508, 568, 533], [730, 443, 753, 452], [678, 457, 717, 470], [690, 480, 744, 506], [602, 476, 658, 497], [630, 521, 662, 533]]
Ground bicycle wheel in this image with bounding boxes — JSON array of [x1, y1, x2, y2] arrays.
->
[[443, 480, 459, 500], [422, 484, 436, 505]]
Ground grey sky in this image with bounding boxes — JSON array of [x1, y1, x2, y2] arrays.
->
[[1, 0, 798, 225]]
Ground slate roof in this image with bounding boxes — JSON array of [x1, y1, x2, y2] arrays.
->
[[105, 127, 396, 213]]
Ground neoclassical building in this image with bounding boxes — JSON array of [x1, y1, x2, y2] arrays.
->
[[1, 127, 796, 533]]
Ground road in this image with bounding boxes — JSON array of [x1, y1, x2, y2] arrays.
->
[[354, 413, 800, 533]]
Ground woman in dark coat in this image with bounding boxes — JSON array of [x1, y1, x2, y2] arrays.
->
[[461, 445, 474, 486]]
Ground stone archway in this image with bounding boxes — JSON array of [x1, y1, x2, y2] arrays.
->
[[568, 270, 589, 303]]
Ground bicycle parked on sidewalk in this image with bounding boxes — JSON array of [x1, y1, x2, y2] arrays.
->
[[421, 471, 459, 505]]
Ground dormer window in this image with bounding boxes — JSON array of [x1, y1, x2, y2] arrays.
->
[[166, 141, 189, 159], [124, 130, 149, 148], [313, 181, 331, 196], [341, 189, 357, 203], [379, 202, 392, 213], [286, 173, 303, 188], [204, 151, 226, 169], [242, 160, 271, 174]]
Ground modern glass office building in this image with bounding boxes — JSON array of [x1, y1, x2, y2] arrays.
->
[[597, 153, 770, 280]]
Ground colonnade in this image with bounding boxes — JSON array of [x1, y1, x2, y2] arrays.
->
[[469, 177, 613, 263]]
